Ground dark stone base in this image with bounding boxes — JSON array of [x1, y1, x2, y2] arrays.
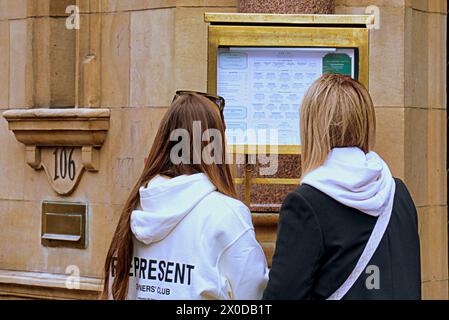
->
[[238, 0, 335, 14]]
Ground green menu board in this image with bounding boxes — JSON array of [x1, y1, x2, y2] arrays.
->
[[323, 53, 352, 76]]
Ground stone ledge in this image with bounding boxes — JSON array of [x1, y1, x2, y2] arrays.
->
[[2, 108, 110, 147], [2, 108, 110, 119], [0, 269, 101, 300]]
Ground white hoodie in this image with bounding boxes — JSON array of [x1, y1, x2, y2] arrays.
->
[[124, 173, 268, 300], [301, 147, 396, 217]]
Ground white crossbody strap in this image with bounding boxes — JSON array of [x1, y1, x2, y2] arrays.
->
[[327, 181, 396, 300]]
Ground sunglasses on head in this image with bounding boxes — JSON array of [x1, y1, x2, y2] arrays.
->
[[172, 90, 225, 115]]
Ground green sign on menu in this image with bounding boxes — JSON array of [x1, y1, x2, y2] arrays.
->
[[323, 53, 352, 76]]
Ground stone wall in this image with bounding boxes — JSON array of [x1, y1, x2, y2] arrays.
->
[[0, 0, 238, 299], [335, 0, 448, 300], [0, 0, 447, 299]]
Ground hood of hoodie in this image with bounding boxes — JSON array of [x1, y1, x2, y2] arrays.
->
[[130, 173, 216, 245], [301, 147, 396, 217]]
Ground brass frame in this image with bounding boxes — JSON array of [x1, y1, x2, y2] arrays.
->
[[228, 144, 301, 155], [204, 12, 375, 26], [207, 26, 370, 94], [205, 14, 370, 207], [41, 201, 88, 249]]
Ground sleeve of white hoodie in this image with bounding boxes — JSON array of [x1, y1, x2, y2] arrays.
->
[[217, 204, 269, 300]]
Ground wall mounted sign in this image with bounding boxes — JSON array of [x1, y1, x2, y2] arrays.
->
[[2, 108, 110, 196], [217, 47, 356, 146], [27, 146, 99, 195], [41, 201, 88, 249], [206, 12, 370, 218], [323, 53, 353, 76]]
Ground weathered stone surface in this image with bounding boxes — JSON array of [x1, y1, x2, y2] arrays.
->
[[427, 12, 447, 110], [107, 107, 168, 205], [49, 17, 76, 107], [32, 17, 51, 108], [130, 9, 175, 107], [404, 108, 429, 207], [407, 8, 429, 109], [371, 6, 406, 107], [422, 280, 449, 300], [0, 20, 9, 109], [174, 6, 238, 92], [418, 206, 449, 285], [427, 110, 447, 207], [373, 107, 405, 179], [0, 0, 28, 20], [0, 115, 25, 200], [101, 13, 130, 108], [9, 19, 33, 109]]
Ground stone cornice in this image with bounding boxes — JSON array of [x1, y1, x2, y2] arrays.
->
[[2, 108, 110, 147]]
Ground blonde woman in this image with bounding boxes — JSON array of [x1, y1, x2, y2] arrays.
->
[[263, 74, 421, 300], [102, 92, 268, 300]]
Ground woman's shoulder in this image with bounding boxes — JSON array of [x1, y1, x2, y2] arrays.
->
[[291, 178, 417, 223], [197, 191, 253, 228], [280, 184, 326, 221], [392, 178, 418, 223], [283, 184, 362, 226], [393, 178, 413, 201], [288, 183, 338, 207], [392, 178, 416, 209], [194, 192, 256, 254]]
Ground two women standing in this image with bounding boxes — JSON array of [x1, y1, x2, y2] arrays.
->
[[102, 74, 421, 300]]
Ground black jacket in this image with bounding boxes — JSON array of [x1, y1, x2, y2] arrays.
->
[[263, 178, 421, 300]]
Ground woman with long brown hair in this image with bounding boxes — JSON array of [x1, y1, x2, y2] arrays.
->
[[101, 92, 268, 300], [263, 74, 421, 300]]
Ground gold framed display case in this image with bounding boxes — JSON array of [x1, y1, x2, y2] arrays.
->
[[205, 13, 372, 215]]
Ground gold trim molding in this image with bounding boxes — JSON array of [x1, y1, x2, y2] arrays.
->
[[205, 13, 375, 26], [228, 144, 301, 155]]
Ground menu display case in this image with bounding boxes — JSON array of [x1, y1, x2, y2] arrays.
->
[[205, 12, 372, 262]]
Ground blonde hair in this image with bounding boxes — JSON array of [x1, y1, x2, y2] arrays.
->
[[300, 73, 376, 178]]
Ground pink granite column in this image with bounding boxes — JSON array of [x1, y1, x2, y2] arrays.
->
[[238, 0, 335, 14]]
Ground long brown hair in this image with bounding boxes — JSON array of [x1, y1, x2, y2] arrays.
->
[[101, 93, 236, 299], [300, 73, 376, 178]]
